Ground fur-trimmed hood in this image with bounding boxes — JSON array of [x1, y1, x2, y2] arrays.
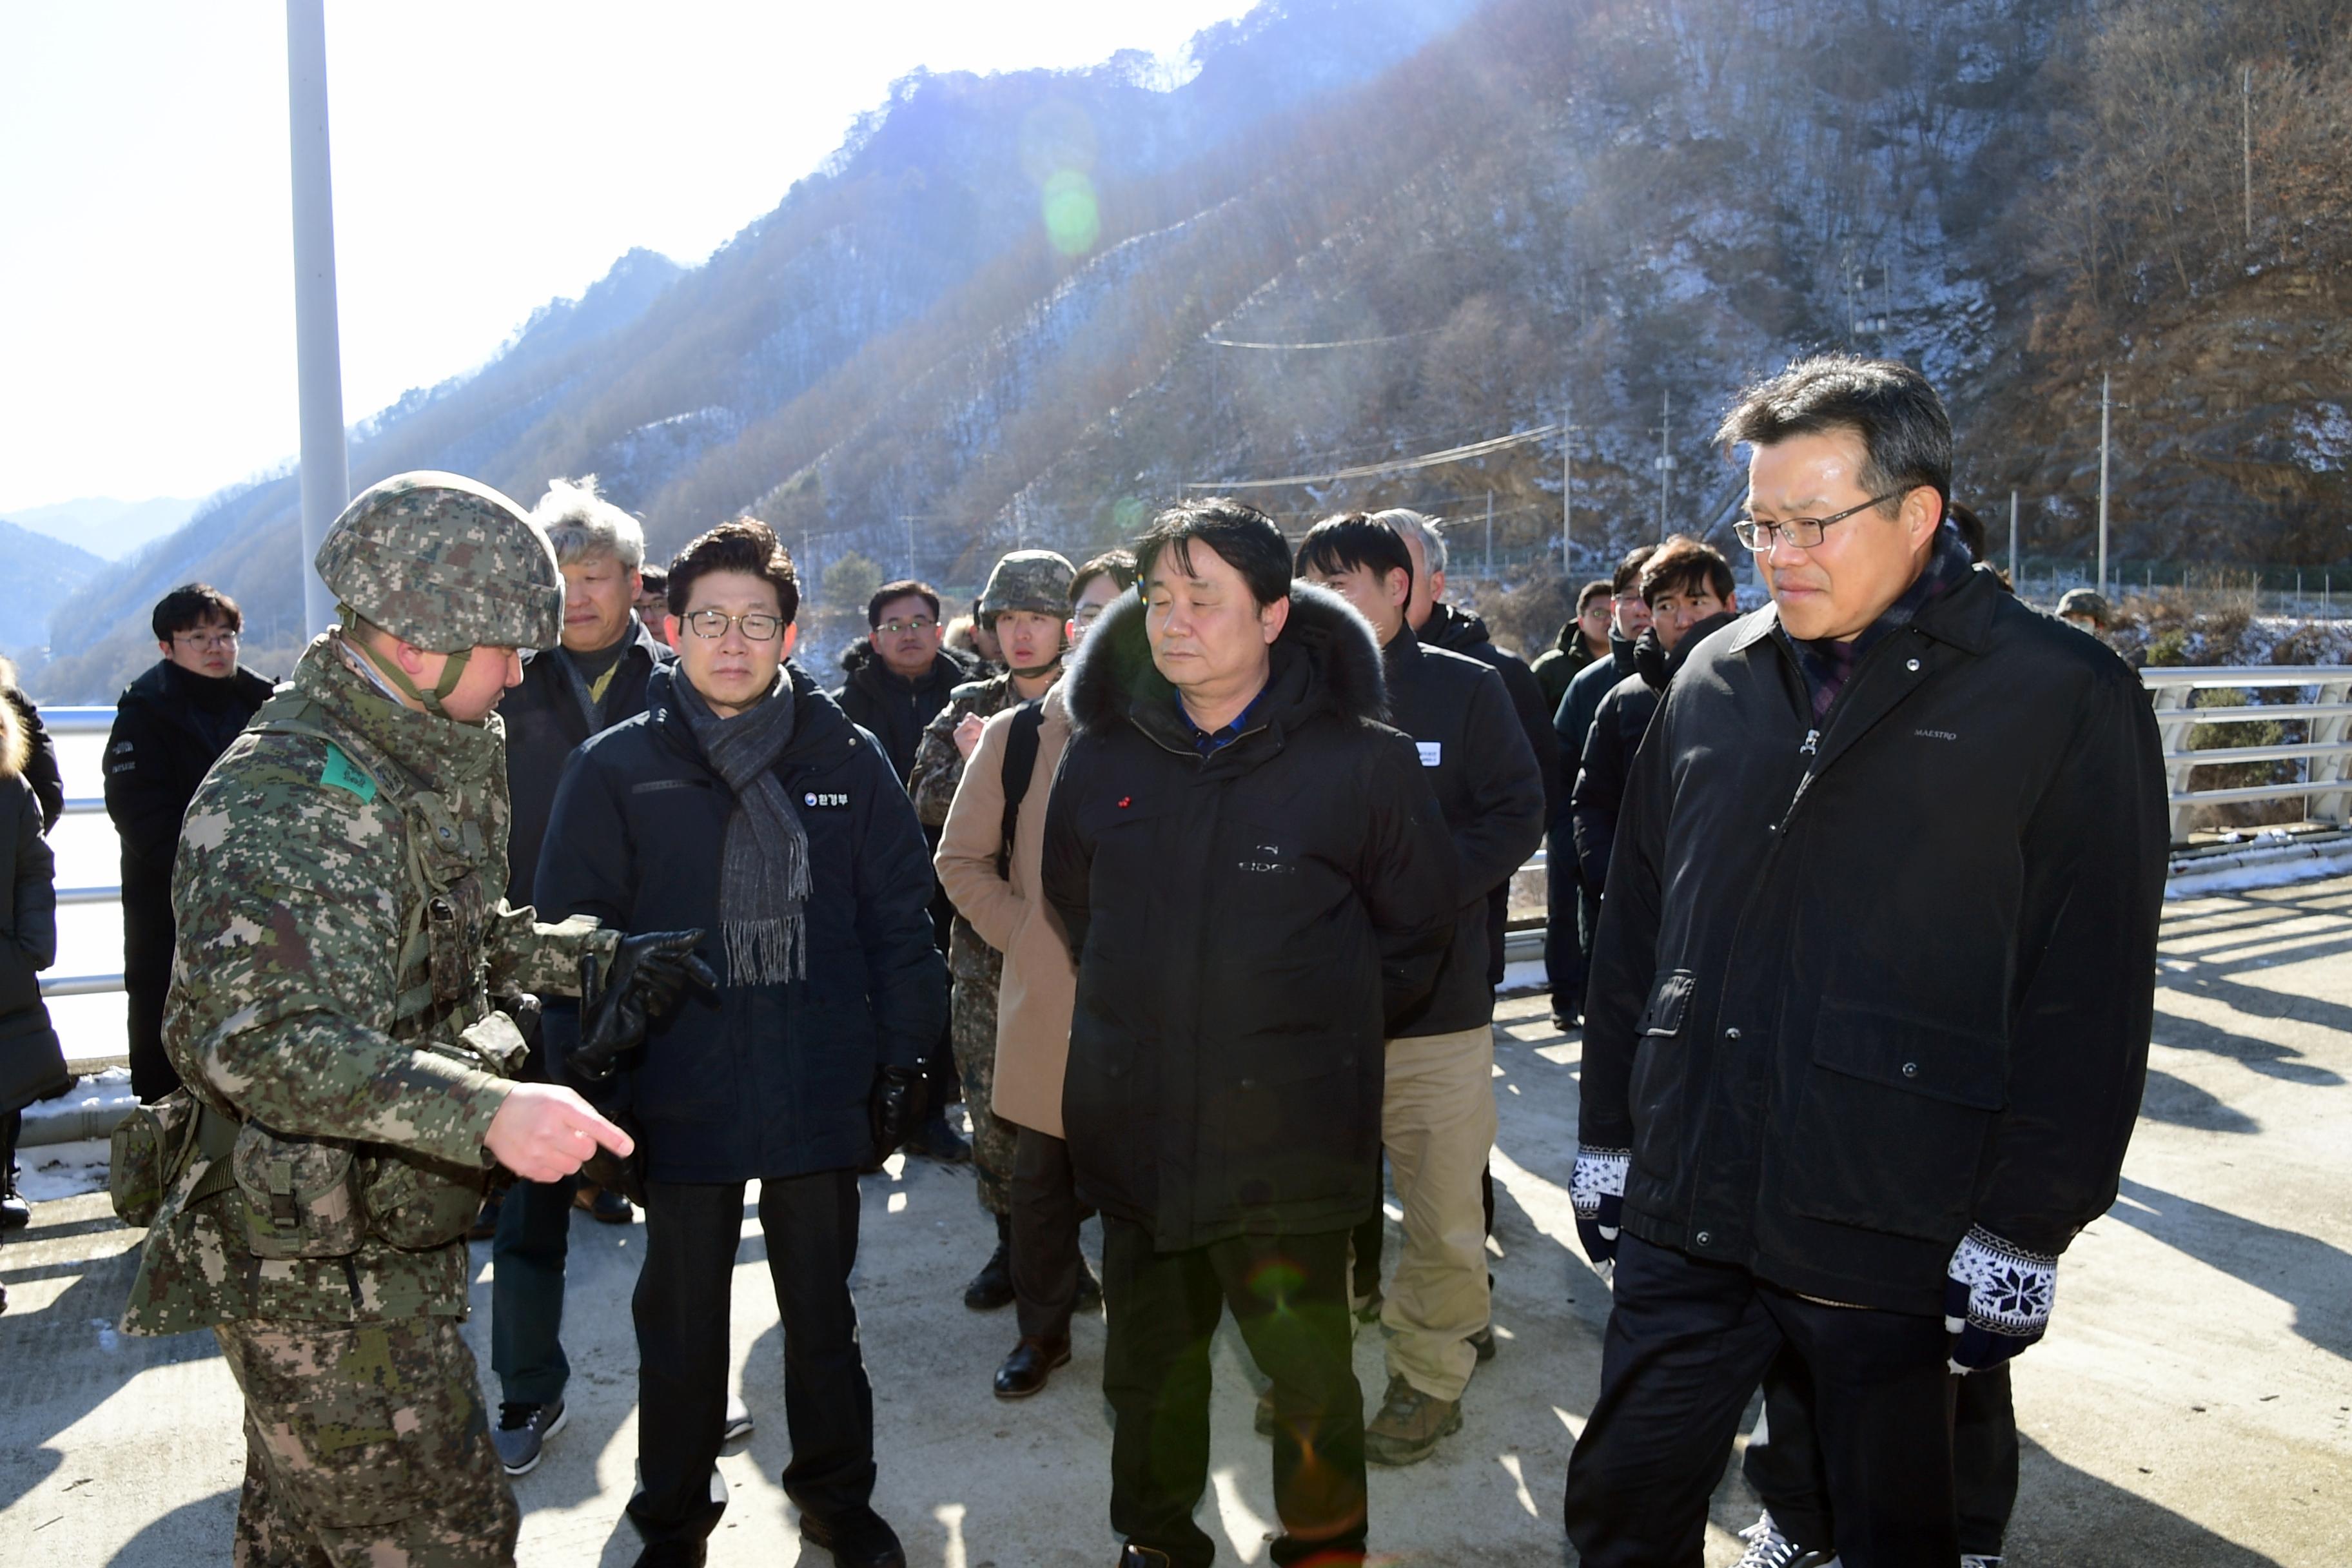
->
[[0, 682, 24, 781], [1066, 580, 1387, 736]]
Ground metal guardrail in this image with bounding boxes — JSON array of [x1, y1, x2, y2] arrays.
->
[[26, 673, 2352, 1004], [2144, 667, 2352, 840]]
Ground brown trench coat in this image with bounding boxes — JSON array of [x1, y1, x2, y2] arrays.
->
[[934, 682, 1076, 1139]]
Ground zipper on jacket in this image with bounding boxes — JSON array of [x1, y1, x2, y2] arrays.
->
[[1798, 729, 1819, 757]]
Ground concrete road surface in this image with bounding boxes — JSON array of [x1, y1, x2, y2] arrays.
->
[[5, 876, 2350, 1565]]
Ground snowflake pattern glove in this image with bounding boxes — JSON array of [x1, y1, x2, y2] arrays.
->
[[1945, 1224, 2059, 1373], [1569, 1146, 1630, 1267]]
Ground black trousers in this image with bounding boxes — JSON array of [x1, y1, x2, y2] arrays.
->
[[1563, 1234, 1958, 1568], [1745, 1346, 2019, 1558], [1545, 833, 1585, 1023], [628, 1171, 874, 1549], [1010, 1124, 1090, 1342], [122, 886, 181, 1102], [1101, 1217, 1366, 1568]]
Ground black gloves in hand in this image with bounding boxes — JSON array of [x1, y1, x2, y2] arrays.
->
[[865, 1064, 929, 1170], [570, 930, 718, 1085]]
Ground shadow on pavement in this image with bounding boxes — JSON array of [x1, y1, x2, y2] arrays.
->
[[2107, 1174, 2352, 1362], [104, 1486, 237, 1566], [2004, 1434, 2285, 1566], [2135, 1064, 2261, 1133]]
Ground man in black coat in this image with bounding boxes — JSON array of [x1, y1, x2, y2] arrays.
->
[[834, 578, 975, 1164], [484, 478, 674, 1476], [538, 520, 945, 1568], [1567, 536, 1740, 899], [1561, 356, 2167, 1567], [1297, 514, 1544, 1467], [1549, 545, 1654, 1028], [1043, 500, 1459, 1568], [102, 584, 273, 1101]]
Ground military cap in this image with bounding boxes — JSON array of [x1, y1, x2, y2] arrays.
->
[[979, 550, 1077, 627], [317, 472, 563, 654], [2055, 587, 2113, 627]]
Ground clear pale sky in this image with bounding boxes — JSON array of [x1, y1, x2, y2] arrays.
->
[[0, 1, 1257, 513]]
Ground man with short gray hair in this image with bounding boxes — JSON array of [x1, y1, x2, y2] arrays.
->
[[484, 474, 680, 1474]]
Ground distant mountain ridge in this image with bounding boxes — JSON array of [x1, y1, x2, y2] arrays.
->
[[0, 521, 104, 659], [30, 0, 2349, 702], [2, 496, 198, 561]]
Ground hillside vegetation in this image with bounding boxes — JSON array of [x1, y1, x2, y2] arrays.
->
[[29, 0, 2348, 700]]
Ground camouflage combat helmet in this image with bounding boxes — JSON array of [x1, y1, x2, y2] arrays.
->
[[978, 549, 1077, 627], [316, 471, 562, 715], [2055, 587, 2113, 627]]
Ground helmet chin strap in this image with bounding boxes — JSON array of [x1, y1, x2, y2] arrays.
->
[[338, 606, 471, 718]]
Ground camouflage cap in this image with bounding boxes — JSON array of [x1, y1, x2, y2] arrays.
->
[[979, 549, 1076, 625], [2056, 587, 2113, 625], [316, 472, 564, 652]]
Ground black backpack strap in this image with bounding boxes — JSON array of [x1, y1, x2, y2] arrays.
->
[[995, 699, 1048, 879]]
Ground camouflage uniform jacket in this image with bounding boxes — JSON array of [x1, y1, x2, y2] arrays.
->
[[908, 670, 1028, 985], [122, 632, 617, 1337]]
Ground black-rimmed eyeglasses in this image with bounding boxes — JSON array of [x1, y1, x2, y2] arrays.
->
[[1733, 491, 1903, 553]]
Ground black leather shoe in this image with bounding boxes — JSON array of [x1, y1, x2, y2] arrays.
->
[[801, 1505, 906, 1567], [629, 1543, 705, 1568], [994, 1335, 1071, 1398], [963, 1239, 1014, 1310], [1117, 1547, 1177, 1567]]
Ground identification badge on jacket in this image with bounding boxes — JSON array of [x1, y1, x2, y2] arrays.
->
[[1416, 741, 1442, 767]]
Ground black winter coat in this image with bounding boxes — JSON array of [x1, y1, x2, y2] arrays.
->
[[0, 693, 59, 1099], [103, 660, 275, 897], [1417, 602, 1561, 980], [834, 641, 975, 785], [1380, 629, 1546, 1036], [502, 622, 671, 901], [1568, 615, 1737, 894], [1582, 569, 2167, 1314], [1553, 634, 1638, 823], [534, 663, 948, 1184], [1042, 586, 1461, 1251]]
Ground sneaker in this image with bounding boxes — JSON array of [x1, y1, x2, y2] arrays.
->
[[1959, 1558, 2003, 1568], [1362, 1373, 1463, 1466], [493, 1398, 567, 1476], [721, 1393, 753, 1444], [1731, 1511, 1838, 1568]]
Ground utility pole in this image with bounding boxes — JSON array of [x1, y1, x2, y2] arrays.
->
[[1484, 490, 1494, 576], [2097, 371, 2112, 598], [906, 513, 917, 579], [1560, 397, 1579, 575], [2243, 64, 2254, 245], [1654, 387, 1675, 538], [2008, 489, 2019, 585], [286, 0, 348, 637]]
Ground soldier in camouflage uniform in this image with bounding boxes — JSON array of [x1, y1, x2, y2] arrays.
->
[[120, 471, 703, 1567], [906, 549, 1073, 1308]]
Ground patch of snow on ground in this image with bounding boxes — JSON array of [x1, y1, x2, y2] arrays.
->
[[14, 1136, 111, 1202]]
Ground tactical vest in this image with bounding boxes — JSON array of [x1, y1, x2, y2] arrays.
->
[[174, 691, 527, 1255]]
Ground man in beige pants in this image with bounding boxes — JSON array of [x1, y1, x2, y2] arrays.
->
[[1297, 514, 1547, 1464]]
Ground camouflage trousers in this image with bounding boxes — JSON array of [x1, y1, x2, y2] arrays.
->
[[949, 920, 1015, 1217], [213, 1315, 518, 1568]]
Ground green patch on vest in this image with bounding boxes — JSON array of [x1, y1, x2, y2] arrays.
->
[[320, 743, 378, 803]]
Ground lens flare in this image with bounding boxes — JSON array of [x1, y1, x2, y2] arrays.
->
[[1042, 170, 1101, 256]]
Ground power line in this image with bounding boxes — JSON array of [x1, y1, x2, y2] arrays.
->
[[1184, 423, 1564, 493], [1203, 328, 1440, 350]]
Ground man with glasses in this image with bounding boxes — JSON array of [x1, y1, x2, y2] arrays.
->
[[103, 583, 273, 1101], [837, 578, 979, 1164], [537, 518, 945, 1568], [1561, 356, 2166, 1566]]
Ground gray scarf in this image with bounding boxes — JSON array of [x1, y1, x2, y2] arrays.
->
[[672, 666, 810, 984]]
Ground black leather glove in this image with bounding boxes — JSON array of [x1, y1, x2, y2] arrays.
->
[[570, 930, 718, 1085], [865, 1064, 928, 1171]]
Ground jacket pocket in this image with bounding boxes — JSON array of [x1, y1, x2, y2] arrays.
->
[[1781, 997, 2005, 1242], [1626, 969, 1694, 1210], [230, 1124, 365, 1259]]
